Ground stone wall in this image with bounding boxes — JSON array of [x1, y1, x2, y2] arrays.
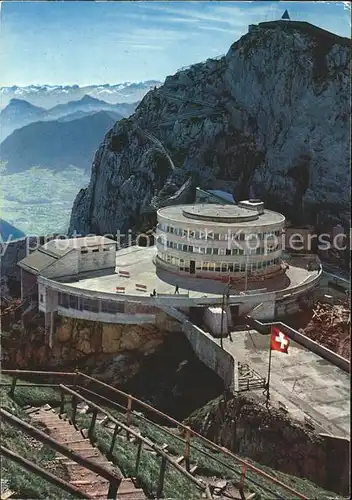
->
[[186, 393, 350, 496], [52, 317, 168, 363]]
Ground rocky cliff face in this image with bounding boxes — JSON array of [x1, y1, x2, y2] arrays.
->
[[69, 21, 350, 235]]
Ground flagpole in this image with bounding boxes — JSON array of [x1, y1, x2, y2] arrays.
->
[[266, 331, 273, 407]]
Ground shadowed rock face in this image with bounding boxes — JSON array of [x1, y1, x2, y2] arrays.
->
[[68, 22, 350, 236], [185, 392, 350, 497]]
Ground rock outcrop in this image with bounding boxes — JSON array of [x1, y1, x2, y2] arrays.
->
[[185, 393, 350, 496], [69, 21, 350, 235]]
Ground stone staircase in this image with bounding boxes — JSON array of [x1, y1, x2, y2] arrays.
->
[[26, 405, 145, 499]]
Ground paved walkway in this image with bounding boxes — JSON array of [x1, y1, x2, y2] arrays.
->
[[216, 330, 350, 439]]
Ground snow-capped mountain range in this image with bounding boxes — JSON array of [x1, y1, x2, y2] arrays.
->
[[0, 81, 161, 109]]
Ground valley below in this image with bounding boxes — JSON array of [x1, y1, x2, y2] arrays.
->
[[0, 166, 90, 236]]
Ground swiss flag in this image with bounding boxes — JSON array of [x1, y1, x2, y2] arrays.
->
[[270, 326, 290, 354]]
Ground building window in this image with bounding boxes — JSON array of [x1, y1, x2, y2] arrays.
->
[[221, 263, 227, 272], [234, 264, 240, 272], [206, 247, 212, 255], [183, 244, 188, 252], [58, 292, 69, 308], [82, 298, 99, 312], [213, 248, 218, 255], [69, 295, 79, 309], [228, 263, 233, 272], [215, 263, 221, 272], [219, 248, 226, 256], [40, 294, 43, 303], [202, 262, 208, 271], [102, 301, 124, 314], [208, 262, 215, 271], [214, 233, 220, 240], [81, 249, 88, 254], [226, 249, 231, 256], [92, 248, 99, 253]]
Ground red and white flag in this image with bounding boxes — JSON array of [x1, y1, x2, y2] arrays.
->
[[270, 326, 290, 354]]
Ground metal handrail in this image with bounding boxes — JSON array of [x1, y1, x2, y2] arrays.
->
[[1, 408, 122, 499], [59, 384, 213, 500], [0, 445, 90, 499], [2, 369, 309, 500], [76, 372, 308, 500]]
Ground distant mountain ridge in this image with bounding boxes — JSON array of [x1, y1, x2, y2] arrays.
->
[[0, 81, 161, 109], [0, 110, 119, 173], [0, 95, 138, 141], [0, 219, 26, 240]]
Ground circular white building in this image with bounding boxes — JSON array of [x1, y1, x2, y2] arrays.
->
[[156, 200, 286, 282]]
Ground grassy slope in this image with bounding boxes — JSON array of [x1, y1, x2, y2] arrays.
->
[[0, 377, 75, 499], [0, 376, 344, 500]]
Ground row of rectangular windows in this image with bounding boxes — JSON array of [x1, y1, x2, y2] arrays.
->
[[80, 246, 113, 254], [159, 253, 280, 272], [158, 237, 280, 255], [158, 224, 282, 241], [58, 292, 124, 314]]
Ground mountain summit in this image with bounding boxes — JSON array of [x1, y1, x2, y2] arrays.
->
[[69, 21, 350, 235]]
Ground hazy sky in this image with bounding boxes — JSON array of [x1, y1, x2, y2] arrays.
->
[[0, 1, 350, 86]]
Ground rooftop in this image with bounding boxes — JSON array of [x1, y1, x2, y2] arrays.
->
[[18, 249, 59, 275], [18, 236, 117, 274], [57, 245, 318, 299], [158, 204, 285, 227]]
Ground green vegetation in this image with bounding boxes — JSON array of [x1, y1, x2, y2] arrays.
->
[[0, 376, 74, 500], [1, 166, 90, 235], [1, 376, 345, 500]]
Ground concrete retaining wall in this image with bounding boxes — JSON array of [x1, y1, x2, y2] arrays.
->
[[319, 433, 350, 496], [183, 321, 235, 390], [160, 305, 236, 390]]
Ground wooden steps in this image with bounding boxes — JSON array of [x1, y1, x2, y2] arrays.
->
[[27, 406, 146, 499]]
